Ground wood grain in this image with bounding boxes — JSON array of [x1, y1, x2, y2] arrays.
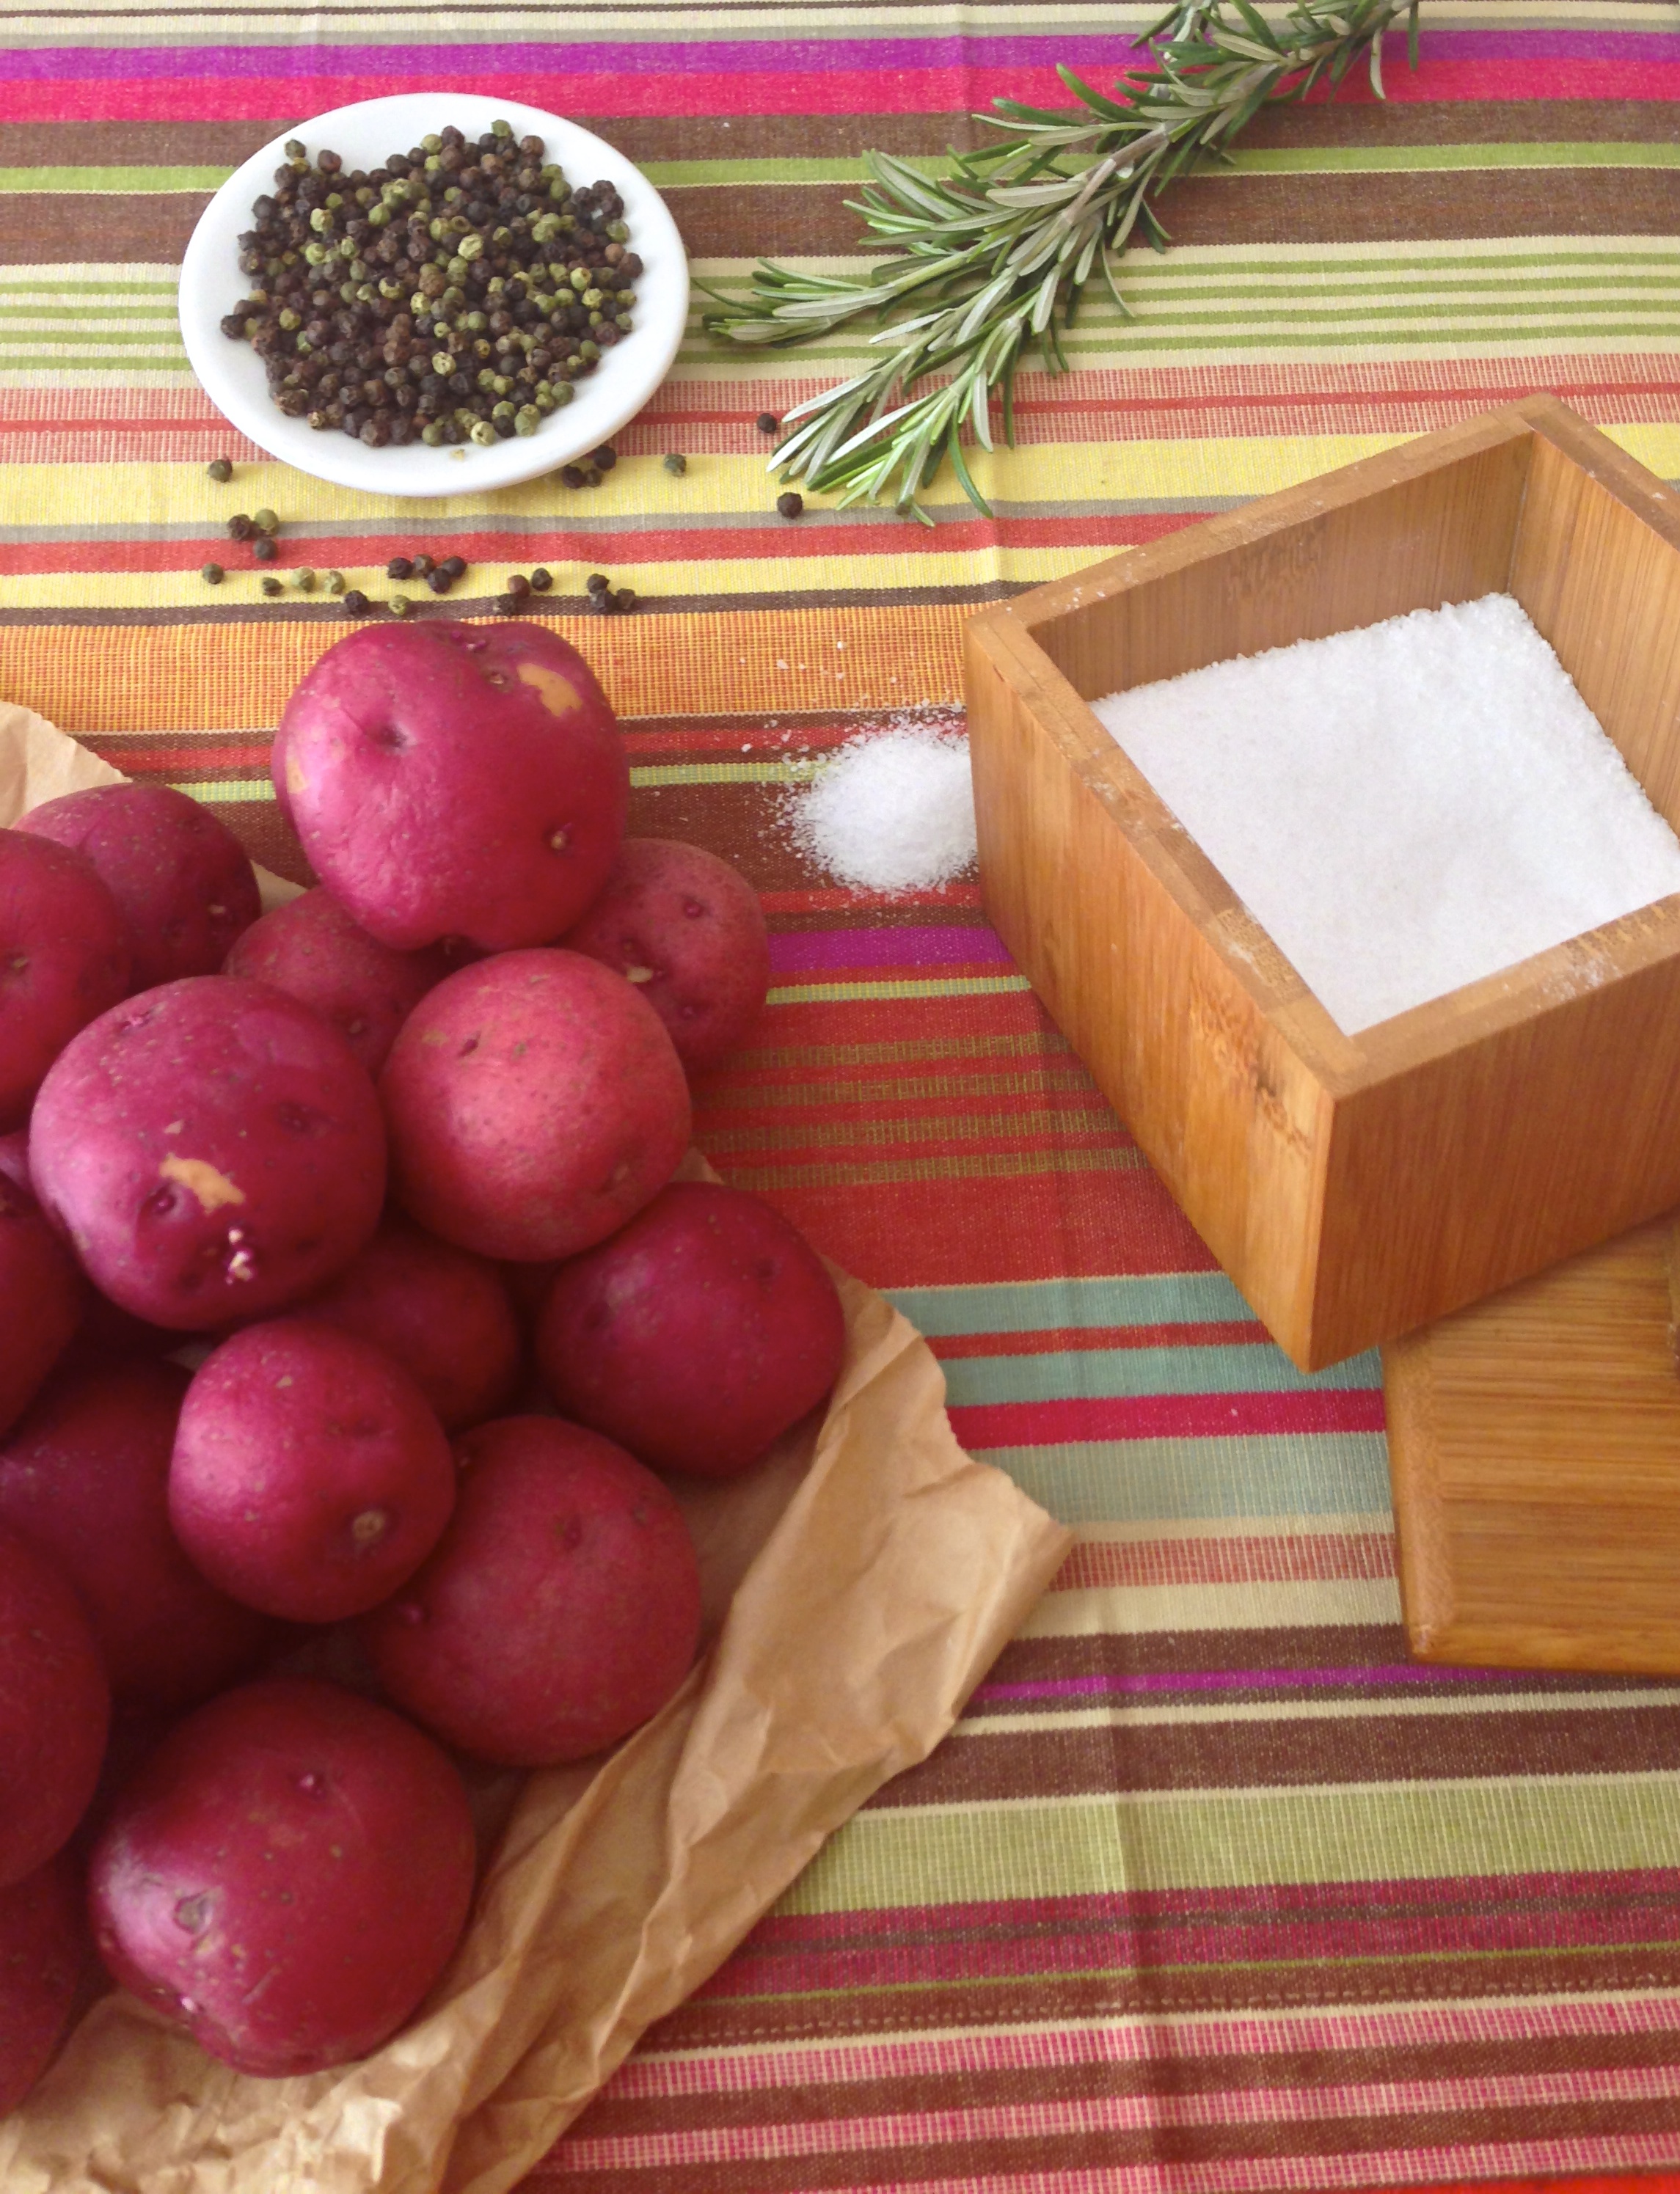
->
[[1384, 1214, 1680, 1675], [965, 396, 1680, 1370]]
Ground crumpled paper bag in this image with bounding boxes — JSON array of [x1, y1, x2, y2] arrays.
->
[[0, 704, 1073, 2194]]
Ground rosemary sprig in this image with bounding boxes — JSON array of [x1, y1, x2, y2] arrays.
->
[[703, 0, 1420, 522]]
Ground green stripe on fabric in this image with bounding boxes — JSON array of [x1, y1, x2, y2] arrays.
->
[[976, 1430, 1391, 1524], [888, 1273, 1299, 1334], [766, 975, 1031, 1004], [778, 1774, 1680, 1915], [0, 167, 231, 194], [632, 760, 819, 787], [941, 1343, 1376, 1407], [167, 780, 272, 804]]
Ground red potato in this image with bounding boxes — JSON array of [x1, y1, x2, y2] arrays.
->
[[18, 783, 260, 989], [0, 1851, 87, 2116], [89, 1677, 476, 2077], [0, 1526, 109, 1887], [0, 1358, 275, 1711], [535, 1182, 847, 1479], [273, 621, 629, 951], [563, 838, 771, 1074], [29, 976, 386, 1331], [0, 1167, 83, 1441], [224, 888, 450, 1077], [0, 830, 131, 1132], [169, 1318, 456, 1622], [360, 1416, 702, 1766], [302, 1218, 522, 1431], [381, 950, 690, 1262]]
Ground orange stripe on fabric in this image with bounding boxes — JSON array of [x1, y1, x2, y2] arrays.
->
[[1047, 1532, 1398, 1595]]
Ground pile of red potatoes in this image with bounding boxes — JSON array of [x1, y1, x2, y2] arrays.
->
[[0, 621, 847, 2096]]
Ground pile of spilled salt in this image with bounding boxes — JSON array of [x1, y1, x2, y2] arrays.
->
[[1091, 592, 1680, 1034], [790, 718, 978, 893]]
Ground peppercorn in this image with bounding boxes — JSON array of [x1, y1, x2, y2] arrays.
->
[[387, 555, 414, 579], [427, 568, 453, 594], [588, 590, 615, 615], [205, 457, 233, 483], [324, 569, 346, 595], [586, 572, 610, 595], [559, 465, 586, 489], [252, 535, 277, 562], [260, 575, 284, 597], [227, 513, 255, 541], [343, 588, 370, 613], [505, 572, 531, 599], [614, 587, 636, 613], [439, 555, 466, 579], [390, 593, 412, 616], [293, 567, 317, 592], [252, 507, 280, 535], [412, 553, 435, 577], [756, 412, 778, 436], [662, 453, 687, 475], [530, 566, 553, 591], [777, 491, 804, 519], [591, 445, 617, 471], [200, 562, 224, 585]]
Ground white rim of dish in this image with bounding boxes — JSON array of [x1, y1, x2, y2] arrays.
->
[[178, 93, 690, 500]]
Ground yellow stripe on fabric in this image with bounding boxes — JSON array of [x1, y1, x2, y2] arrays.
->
[[960, 1686, 1680, 1738], [717, 1147, 1140, 1194], [766, 976, 1030, 1004], [1016, 1576, 1401, 1638], [778, 1774, 1680, 1915]]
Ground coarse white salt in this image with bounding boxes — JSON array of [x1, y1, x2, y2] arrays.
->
[[789, 717, 978, 893], [1091, 592, 1680, 1034]]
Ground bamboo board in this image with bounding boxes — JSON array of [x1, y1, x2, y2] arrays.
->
[[1383, 1212, 1680, 1675]]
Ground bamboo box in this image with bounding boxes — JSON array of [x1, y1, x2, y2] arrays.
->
[[965, 396, 1680, 1370]]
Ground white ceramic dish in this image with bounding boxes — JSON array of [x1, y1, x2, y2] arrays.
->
[[178, 93, 690, 499]]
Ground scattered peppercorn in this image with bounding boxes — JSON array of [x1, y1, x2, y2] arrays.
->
[[530, 566, 553, 591], [227, 513, 255, 541], [591, 445, 617, 472], [614, 587, 637, 613], [260, 575, 284, 597], [205, 456, 233, 483], [412, 553, 435, 577], [200, 562, 224, 585], [505, 572, 531, 599], [586, 572, 610, 596], [387, 555, 414, 580], [588, 590, 615, 615], [496, 593, 522, 614], [253, 535, 277, 562], [293, 567, 317, 592], [560, 466, 586, 489], [777, 491, 804, 519], [756, 412, 779, 435], [390, 593, 412, 616], [325, 569, 346, 595], [220, 134, 637, 451], [427, 569, 453, 594], [343, 589, 370, 614], [439, 555, 467, 579], [252, 508, 280, 535], [662, 453, 687, 475]]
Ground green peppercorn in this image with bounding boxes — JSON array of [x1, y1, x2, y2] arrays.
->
[[325, 569, 346, 596], [283, 138, 306, 158], [205, 457, 233, 484], [252, 508, 280, 535], [293, 568, 317, 593], [662, 453, 687, 475], [200, 562, 224, 585], [470, 420, 497, 445], [390, 593, 412, 617], [412, 554, 435, 577], [260, 575, 283, 597]]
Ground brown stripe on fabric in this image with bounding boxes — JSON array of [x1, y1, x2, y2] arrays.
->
[[536, 2096, 1680, 2192], [673, 167, 1680, 260], [568, 2026, 1680, 2144], [722, 1029, 1073, 1072], [624, 781, 810, 891], [633, 1942, 1680, 2054], [0, 584, 1022, 627], [861, 1705, 1680, 1809]]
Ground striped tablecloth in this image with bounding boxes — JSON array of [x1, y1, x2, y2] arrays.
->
[[7, 5, 1680, 2189]]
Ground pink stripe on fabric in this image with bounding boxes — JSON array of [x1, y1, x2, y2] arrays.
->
[[607, 1991, 1680, 2099], [947, 1390, 1387, 1447]]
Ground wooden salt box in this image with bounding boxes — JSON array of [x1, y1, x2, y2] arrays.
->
[[965, 396, 1680, 1371]]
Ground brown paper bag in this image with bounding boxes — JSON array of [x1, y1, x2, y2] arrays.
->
[[0, 709, 1073, 2194]]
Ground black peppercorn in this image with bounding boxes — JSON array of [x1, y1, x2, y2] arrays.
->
[[586, 572, 610, 595], [427, 569, 453, 594], [439, 555, 466, 579], [777, 491, 804, 519], [614, 587, 636, 613], [253, 535, 278, 561], [343, 588, 370, 613], [530, 566, 553, 591], [505, 572, 531, 598], [227, 513, 255, 541], [756, 412, 779, 435], [591, 445, 617, 471], [662, 453, 687, 475], [387, 555, 414, 579], [412, 553, 435, 577], [588, 590, 614, 615], [495, 592, 522, 614], [200, 562, 224, 585], [260, 574, 283, 597], [560, 465, 585, 489], [206, 457, 233, 483]]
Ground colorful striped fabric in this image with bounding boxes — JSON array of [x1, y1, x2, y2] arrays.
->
[[6, 3, 1680, 2187]]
